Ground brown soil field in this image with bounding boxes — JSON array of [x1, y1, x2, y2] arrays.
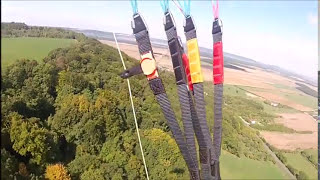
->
[[261, 112, 317, 150], [275, 113, 317, 132], [260, 131, 317, 150]]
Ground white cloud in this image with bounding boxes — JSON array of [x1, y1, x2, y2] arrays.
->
[[307, 13, 318, 26]]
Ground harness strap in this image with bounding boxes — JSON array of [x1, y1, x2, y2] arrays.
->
[[178, 36, 212, 180], [164, 11, 200, 180], [164, 13, 187, 85], [123, 12, 199, 180], [184, 15, 215, 180], [212, 17, 223, 180]]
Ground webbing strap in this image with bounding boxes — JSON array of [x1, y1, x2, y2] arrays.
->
[[212, 85, 223, 180], [131, 13, 198, 180], [184, 16, 203, 84], [182, 52, 193, 91], [188, 91, 212, 180], [193, 83, 215, 163], [177, 84, 199, 176], [164, 12, 187, 85], [164, 12, 200, 179], [167, 30, 186, 85], [156, 93, 199, 180], [184, 16, 196, 41], [135, 30, 153, 55], [184, 15, 215, 174], [177, 31, 212, 179], [212, 18, 223, 180]]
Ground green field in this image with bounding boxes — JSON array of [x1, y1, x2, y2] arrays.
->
[[215, 84, 299, 114], [1, 37, 76, 68], [301, 149, 318, 167], [303, 149, 317, 161], [261, 101, 299, 114], [272, 83, 295, 91], [242, 85, 317, 110], [283, 152, 317, 179], [224, 85, 298, 114], [221, 151, 289, 179], [224, 84, 248, 97], [281, 91, 317, 110]]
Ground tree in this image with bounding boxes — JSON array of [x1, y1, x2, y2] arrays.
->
[[1, 60, 57, 120], [45, 164, 71, 180], [1, 22, 87, 40], [67, 154, 102, 179], [1, 149, 18, 179], [9, 113, 58, 165]]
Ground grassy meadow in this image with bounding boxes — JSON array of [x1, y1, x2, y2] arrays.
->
[[1, 37, 76, 68], [220, 151, 289, 179], [283, 151, 317, 179], [242, 85, 317, 110]]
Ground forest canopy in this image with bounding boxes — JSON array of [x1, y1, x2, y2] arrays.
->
[[1, 22, 86, 40]]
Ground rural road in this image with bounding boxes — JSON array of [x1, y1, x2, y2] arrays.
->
[[239, 116, 296, 180], [261, 142, 296, 180]]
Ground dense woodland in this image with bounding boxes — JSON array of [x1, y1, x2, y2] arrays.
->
[[2, 23, 276, 179], [1, 22, 86, 40]]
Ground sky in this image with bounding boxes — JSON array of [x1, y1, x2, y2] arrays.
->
[[2, 1, 318, 79]]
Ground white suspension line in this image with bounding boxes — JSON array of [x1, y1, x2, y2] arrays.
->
[[113, 32, 150, 180]]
